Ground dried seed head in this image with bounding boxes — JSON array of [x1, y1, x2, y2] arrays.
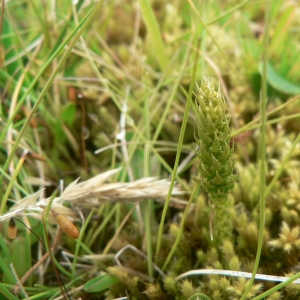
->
[[0, 168, 184, 224]]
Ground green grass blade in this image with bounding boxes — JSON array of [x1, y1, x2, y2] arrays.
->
[[0, 281, 19, 300], [0, 0, 105, 214], [240, 0, 272, 298], [138, 0, 168, 71]]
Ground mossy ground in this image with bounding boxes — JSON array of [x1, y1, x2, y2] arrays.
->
[[1, 1, 300, 299]]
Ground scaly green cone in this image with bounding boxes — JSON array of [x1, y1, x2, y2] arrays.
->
[[194, 76, 236, 241]]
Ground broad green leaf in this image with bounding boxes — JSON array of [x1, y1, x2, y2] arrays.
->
[[9, 236, 31, 284], [83, 273, 119, 293], [60, 103, 76, 126], [259, 62, 300, 95]]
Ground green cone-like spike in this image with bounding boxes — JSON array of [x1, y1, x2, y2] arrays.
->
[[194, 77, 236, 241]]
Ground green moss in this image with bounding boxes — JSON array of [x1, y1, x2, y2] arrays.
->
[[2, 1, 300, 299]]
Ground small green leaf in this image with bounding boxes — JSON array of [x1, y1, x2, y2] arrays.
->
[[83, 274, 119, 293], [60, 103, 76, 126], [259, 62, 300, 95], [8, 236, 31, 284], [187, 292, 212, 300]]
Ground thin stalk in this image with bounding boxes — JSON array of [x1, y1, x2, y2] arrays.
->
[[144, 199, 153, 278], [0, 150, 28, 214], [240, 0, 271, 298], [162, 185, 198, 271], [207, 0, 251, 25], [143, 92, 153, 278], [265, 133, 300, 198], [234, 112, 300, 134], [188, 0, 236, 72], [42, 193, 69, 300], [88, 204, 118, 247], [72, 210, 94, 277], [231, 94, 300, 138], [252, 132, 300, 212], [103, 206, 136, 255], [155, 36, 198, 260], [251, 272, 300, 300]]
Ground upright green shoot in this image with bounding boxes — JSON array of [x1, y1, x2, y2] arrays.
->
[[194, 77, 236, 243], [241, 0, 272, 298]]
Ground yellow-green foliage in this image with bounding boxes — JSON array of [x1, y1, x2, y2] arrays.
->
[[143, 283, 165, 300], [181, 280, 197, 298], [164, 276, 178, 296], [226, 278, 263, 299], [268, 222, 300, 253], [266, 291, 283, 300]]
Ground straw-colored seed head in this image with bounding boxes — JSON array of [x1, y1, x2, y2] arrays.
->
[[0, 168, 184, 224]]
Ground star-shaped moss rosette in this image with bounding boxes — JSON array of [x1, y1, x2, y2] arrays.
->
[[194, 77, 237, 241], [268, 222, 300, 253]]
